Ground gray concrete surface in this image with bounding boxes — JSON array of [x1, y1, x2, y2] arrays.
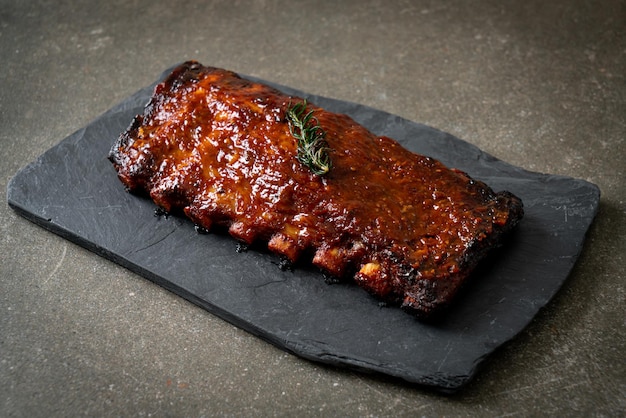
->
[[1, 0, 624, 416]]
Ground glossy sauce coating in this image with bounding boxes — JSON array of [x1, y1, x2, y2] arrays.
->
[[110, 61, 523, 317]]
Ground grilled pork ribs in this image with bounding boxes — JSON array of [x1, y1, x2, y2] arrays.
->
[[109, 61, 523, 318]]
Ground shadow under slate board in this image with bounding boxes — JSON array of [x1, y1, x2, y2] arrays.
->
[[7, 64, 600, 393]]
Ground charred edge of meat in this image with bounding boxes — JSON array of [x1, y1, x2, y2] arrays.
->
[[399, 192, 523, 319]]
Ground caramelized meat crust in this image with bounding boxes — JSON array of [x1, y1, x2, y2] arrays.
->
[[109, 61, 523, 318]]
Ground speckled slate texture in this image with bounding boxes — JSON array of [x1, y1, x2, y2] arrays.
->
[[7, 66, 600, 392]]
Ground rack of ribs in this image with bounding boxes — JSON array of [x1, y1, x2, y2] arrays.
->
[[109, 61, 523, 319]]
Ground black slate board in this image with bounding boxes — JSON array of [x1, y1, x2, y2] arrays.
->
[[7, 65, 600, 392]]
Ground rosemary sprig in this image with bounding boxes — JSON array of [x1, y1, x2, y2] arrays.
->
[[286, 100, 332, 176]]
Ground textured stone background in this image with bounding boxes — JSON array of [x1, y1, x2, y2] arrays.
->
[[2, 0, 624, 415]]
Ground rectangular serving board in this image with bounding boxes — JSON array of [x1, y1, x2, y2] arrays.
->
[[7, 64, 600, 392]]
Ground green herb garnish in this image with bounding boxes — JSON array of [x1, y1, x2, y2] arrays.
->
[[286, 100, 332, 176]]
